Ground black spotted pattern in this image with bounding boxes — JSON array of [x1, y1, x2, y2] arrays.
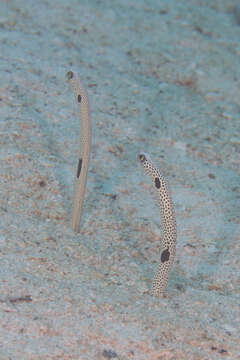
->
[[139, 152, 177, 297]]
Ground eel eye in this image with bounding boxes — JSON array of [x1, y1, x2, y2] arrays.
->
[[139, 154, 146, 162], [66, 71, 74, 80]]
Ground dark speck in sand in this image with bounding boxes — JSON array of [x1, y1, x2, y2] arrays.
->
[[102, 349, 118, 358], [39, 180, 46, 187]]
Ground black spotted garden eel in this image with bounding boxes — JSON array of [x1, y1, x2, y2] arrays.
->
[[67, 71, 91, 233], [139, 152, 177, 297]]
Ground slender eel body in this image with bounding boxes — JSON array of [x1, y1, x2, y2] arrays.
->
[[139, 152, 177, 297], [67, 71, 91, 233]]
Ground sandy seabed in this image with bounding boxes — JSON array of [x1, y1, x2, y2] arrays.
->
[[0, 0, 239, 359]]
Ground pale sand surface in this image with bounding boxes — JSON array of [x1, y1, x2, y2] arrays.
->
[[0, 0, 239, 359]]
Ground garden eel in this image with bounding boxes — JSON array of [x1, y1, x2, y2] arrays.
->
[[139, 152, 177, 297], [66, 71, 91, 233]]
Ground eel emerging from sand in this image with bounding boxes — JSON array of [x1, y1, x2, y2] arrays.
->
[[67, 71, 91, 233], [139, 152, 177, 297]]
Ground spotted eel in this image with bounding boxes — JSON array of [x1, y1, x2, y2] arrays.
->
[[67, 71, 91, 233], [139, 152, 177, 297]]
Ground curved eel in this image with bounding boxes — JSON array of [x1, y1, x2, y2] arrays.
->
[[139, 152, 177, 297]]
